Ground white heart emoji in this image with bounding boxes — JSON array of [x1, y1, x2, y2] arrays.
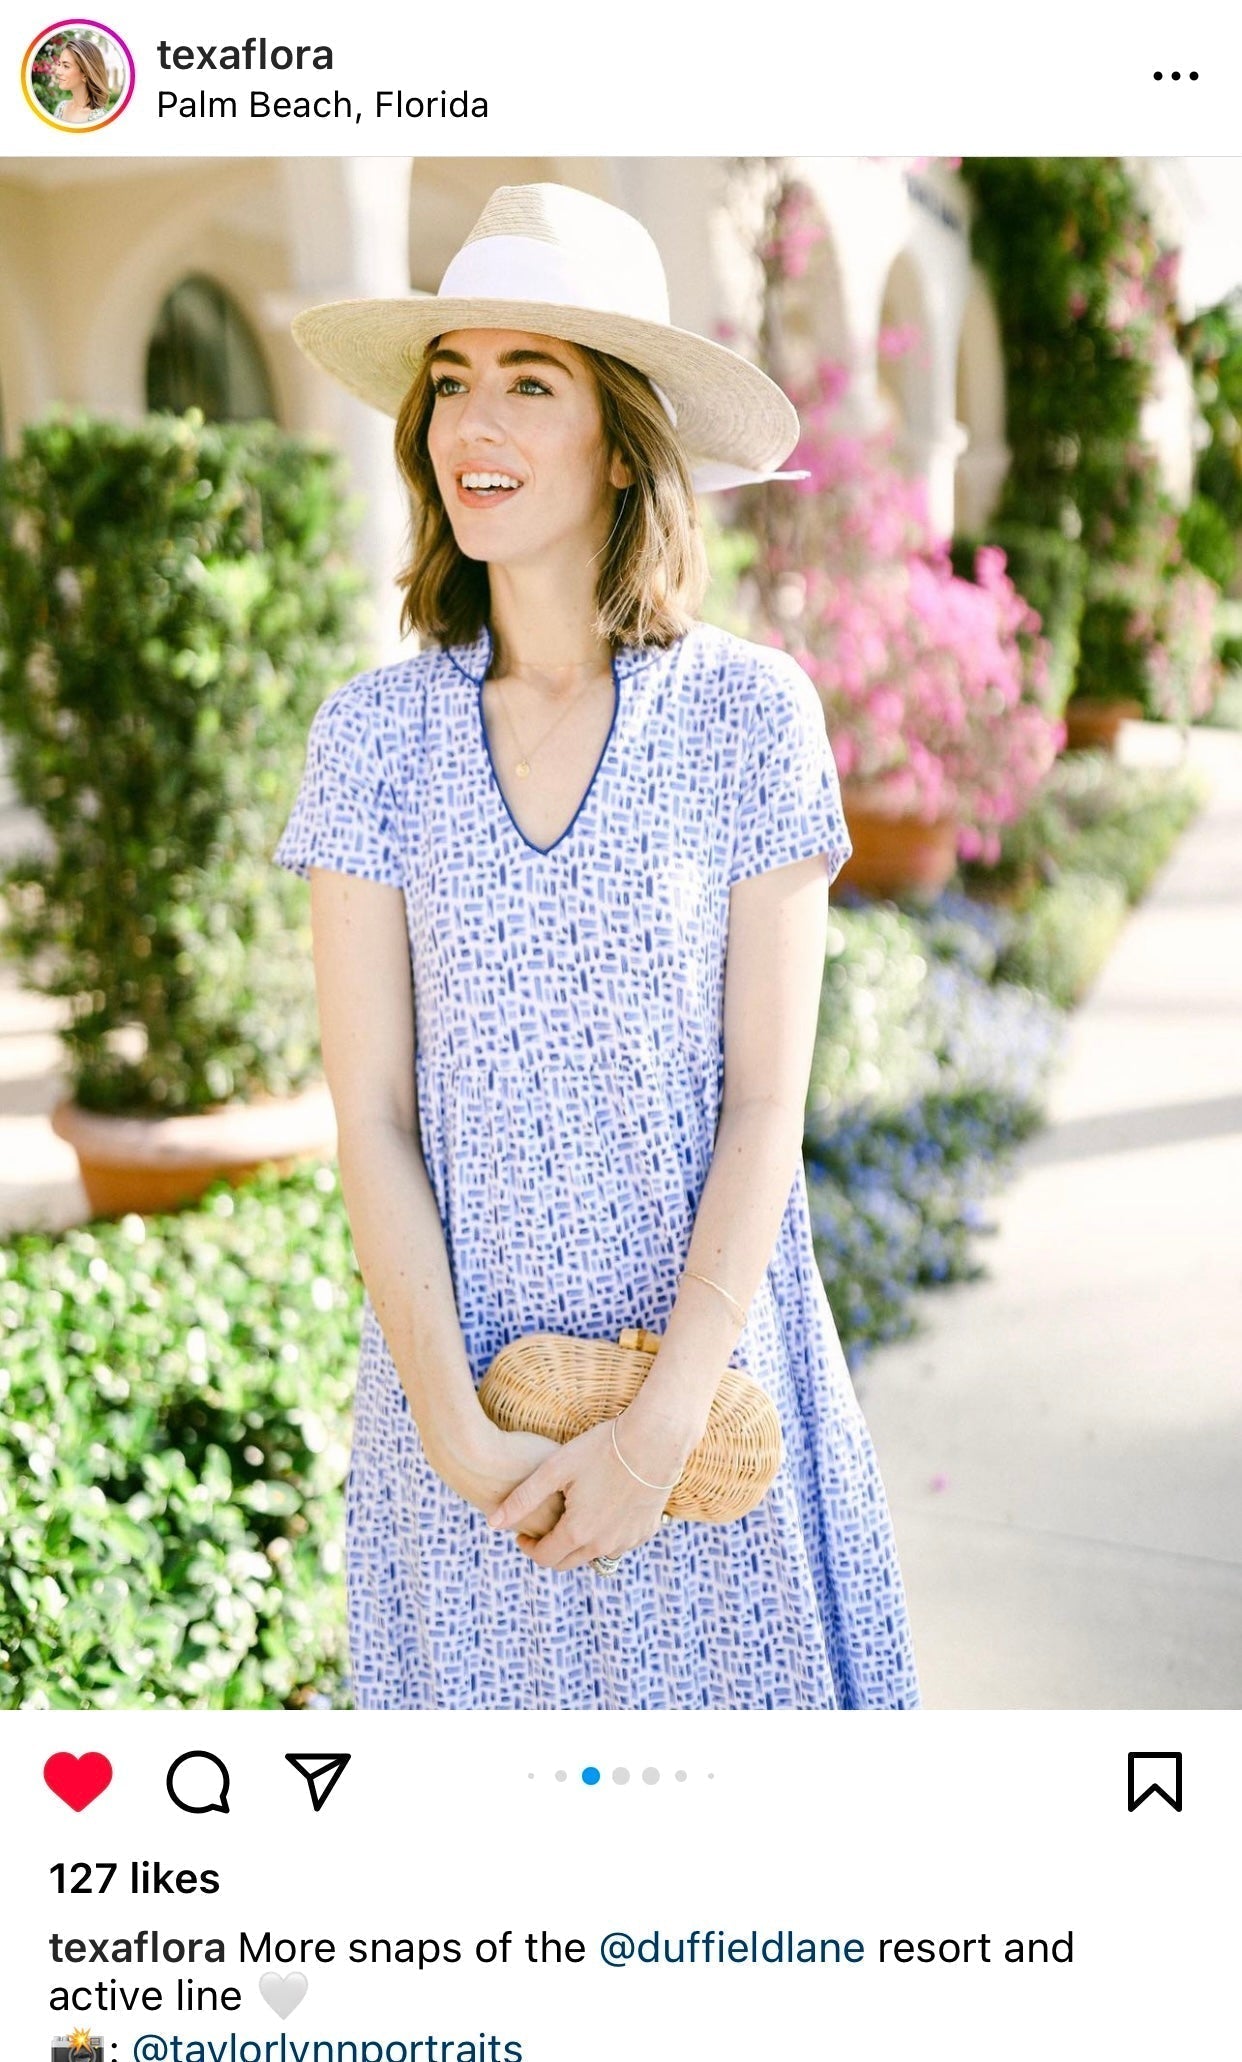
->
[[259, 1973, 309, 2019]]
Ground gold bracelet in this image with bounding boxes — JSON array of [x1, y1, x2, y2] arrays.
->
[[681, 1268, 749, 1327], [610, 1413, 681, 1494]]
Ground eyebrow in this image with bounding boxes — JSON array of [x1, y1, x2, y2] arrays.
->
[[427, 346, 576, 379]]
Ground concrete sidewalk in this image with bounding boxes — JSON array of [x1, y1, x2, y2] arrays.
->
[[860, 720, 1242, 1709]]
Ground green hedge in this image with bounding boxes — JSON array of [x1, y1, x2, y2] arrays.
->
[[0, 411, 368, 1116], [1, 1169, 356, 1708]]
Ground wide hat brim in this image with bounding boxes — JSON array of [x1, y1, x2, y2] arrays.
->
[[290, 295, 803, 485]]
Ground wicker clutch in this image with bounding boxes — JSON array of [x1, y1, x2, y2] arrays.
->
[[477, 1325, 783, 1524]]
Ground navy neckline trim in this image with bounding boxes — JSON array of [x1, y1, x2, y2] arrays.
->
[[475, 641, 623, 857]]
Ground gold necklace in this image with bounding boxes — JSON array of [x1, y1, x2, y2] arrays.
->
[[495, 668, 610, 780]]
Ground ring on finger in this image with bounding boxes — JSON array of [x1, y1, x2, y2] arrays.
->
[[591, 1552, 624, 1576]]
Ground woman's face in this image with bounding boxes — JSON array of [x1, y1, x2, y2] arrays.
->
[[55, 47, 85, 87], [425, 329, 629, 573]]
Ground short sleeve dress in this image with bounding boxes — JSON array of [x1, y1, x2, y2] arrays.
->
[[272, 619, 920, 1710]]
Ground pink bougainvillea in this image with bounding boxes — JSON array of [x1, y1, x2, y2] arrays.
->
[[746, 364, 1065, 866]]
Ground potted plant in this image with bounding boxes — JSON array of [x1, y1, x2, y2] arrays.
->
[[1070, 543, 1222, 752], [0, 410, 369, 1216], [1062, 575, 1149, 751], [736, 359, 1065, 896]]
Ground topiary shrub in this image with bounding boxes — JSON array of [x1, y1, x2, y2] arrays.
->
[[1074, 576, 1153, 706], [0, 410, 369, 1116]]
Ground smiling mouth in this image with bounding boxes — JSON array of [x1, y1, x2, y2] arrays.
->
[[457, 471, 523, 498]]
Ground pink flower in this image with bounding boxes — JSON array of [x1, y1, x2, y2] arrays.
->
[[742, 352, 1062, 841]]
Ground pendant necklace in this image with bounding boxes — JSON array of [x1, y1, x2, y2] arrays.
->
[[496, 665, 608, 779]]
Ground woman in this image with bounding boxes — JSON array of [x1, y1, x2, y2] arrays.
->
[[51, 37, 112, 122], [274, 181, 920, 1710]]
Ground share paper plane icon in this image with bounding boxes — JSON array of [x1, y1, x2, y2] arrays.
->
[[285, 1753, 351, 1812]]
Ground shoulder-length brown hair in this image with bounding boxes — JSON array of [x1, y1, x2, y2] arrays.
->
[[393, 339, 708, 658]]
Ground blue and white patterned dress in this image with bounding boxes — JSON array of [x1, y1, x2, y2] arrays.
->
[[273, 619, 920, 1710]]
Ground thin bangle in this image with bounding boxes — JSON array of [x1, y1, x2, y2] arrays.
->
[[681, 1268, 748, 1327], [610, 1413, 680, 1494]]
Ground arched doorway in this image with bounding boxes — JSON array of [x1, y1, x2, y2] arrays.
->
[[146, 275, 276, 421]]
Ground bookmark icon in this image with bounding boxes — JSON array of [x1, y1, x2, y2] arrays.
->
[[285, 1752, 351, 1812], [1127, 1750, 1183, 1813]]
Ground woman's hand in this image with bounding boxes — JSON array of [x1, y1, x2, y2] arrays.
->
[[487, 1406, 696, 1571], [435, 1424, 566, 1541]]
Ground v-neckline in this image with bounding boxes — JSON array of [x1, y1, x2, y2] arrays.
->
[[445, 624, 619, 858], [476, 657, 621, 857], [446, 625, 677, 858]]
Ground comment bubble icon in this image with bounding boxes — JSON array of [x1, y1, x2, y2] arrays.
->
[[166, 1751, 230, 1815]]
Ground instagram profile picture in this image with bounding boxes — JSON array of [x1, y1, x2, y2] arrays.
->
[[22, 20, 134, 130]]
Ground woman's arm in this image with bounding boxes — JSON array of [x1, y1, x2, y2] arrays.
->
[[309, 868, 563, 1525], [622, 849, 830, 1454], [489, 851, 829, 1568]]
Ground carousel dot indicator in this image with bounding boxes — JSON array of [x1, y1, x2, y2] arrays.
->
[[582, 1766, 601, 1786], [555, 1770, 568, 1783], [675, 1770, 688, 1782], [642, 1767, 660, 1785], [612, 1767, 631, 1784]]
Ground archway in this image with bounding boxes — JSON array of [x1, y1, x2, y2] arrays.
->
[[146, 275, 276, 422]]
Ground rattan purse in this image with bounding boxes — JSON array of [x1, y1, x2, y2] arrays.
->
[[477, 1325, 783, 1524]]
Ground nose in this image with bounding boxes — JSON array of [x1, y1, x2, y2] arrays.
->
[[452, 381, 505, 447]]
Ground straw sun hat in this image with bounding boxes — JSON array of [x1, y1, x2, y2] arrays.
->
[[291, 181, 807, 494]]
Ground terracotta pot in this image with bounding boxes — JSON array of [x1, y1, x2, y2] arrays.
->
[[1061, 696, 1144, 753], [837, 786, 960, 899], [50, 1083, 338, 1219]]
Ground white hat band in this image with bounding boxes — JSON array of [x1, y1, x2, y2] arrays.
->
[[438, 233, 670, 325], [649, 381, 679, 429]]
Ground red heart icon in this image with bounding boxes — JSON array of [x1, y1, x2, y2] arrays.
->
[[44, 1752, 113, 1812]]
